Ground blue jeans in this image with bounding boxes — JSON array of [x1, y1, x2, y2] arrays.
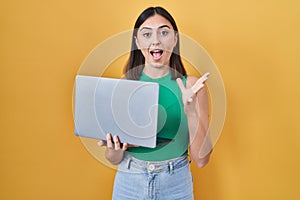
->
[[112, 153, 194, 200]]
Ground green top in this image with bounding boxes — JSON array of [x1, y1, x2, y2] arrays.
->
[[127, 72, 189, 161]]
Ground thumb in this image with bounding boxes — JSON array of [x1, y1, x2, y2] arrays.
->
[[176, 78, 185, 92], [97, 140, 107, 147]]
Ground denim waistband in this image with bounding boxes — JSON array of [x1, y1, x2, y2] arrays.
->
[[118, 153, 189, 174]]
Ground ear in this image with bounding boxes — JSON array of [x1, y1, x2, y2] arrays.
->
[[134, 36, 141, 50], [173, 32, 178, 49]]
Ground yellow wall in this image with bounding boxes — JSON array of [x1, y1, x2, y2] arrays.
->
[[1, 0, 300, 199]]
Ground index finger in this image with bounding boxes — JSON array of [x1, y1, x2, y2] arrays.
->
[[106, 133, 113, 149]]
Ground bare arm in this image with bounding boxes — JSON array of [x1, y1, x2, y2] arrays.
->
[[177, 74, 213, 168]]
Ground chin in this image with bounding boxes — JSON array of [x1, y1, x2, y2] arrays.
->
[[148, 61, 169, 68]]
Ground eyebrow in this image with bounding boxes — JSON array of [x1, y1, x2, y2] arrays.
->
[[139, 25, 171, 31]]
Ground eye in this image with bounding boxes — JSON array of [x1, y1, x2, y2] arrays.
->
[[160, 30, 169, 36], [143, 32, 151, 38]]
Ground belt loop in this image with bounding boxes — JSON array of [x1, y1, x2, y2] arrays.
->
[[169, 161, 173, 175], [126, 158, 132, 169]]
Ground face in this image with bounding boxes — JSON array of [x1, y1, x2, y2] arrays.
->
[[135, 14, 178, 68]]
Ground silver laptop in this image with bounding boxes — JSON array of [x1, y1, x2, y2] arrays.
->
[[74, 75, 159, 148]]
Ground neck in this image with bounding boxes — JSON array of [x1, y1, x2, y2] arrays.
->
[[143, 64, 170, 79]]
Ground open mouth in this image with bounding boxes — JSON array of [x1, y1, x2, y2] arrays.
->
[[150, 49, 163, 60]]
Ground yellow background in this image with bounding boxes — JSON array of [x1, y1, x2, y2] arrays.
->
[[1, 0, 300, 199]]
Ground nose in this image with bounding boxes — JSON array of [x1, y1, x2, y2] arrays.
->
[[151, 32, 160, 46]]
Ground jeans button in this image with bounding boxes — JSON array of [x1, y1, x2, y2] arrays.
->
[[148, 164, 155, 171]]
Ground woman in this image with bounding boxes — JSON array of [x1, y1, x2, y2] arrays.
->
[[98, 6, 212, 200]]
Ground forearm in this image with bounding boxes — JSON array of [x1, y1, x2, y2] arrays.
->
[[189, 122, 212, 168], [186, 85, 212, 168], [187, 111, 212, 168]]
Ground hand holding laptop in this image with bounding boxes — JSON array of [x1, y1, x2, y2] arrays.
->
[[97, 134, 141, 165]]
